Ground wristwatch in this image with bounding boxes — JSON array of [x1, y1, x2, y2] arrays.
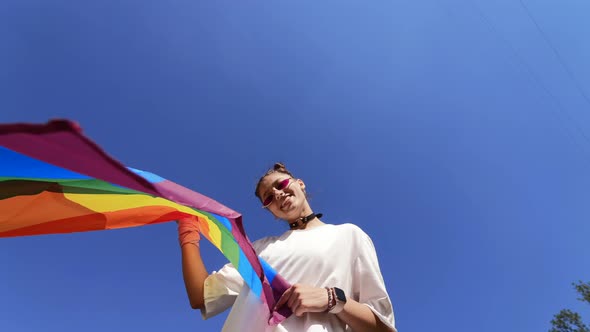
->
[[329, 287, 347, 314]]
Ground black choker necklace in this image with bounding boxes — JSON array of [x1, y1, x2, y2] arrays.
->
[[289, 212, 323, 230]]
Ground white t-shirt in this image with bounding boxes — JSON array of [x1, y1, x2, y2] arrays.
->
[[201, 223, 396, 332]]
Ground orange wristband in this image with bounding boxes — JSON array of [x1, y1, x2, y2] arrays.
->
[[177, 217, 201, 247]]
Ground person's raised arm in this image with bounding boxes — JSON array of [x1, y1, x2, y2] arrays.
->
[[178, 217, 209, 309]]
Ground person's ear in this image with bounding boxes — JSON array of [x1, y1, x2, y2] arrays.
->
[[297, 179, 306, 191]]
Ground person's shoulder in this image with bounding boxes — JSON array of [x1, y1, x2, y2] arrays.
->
[[332, 222, 369, 236], [327, 223, 373, 243], [252, 235, 281, 254], [332, 223, 380, 255]]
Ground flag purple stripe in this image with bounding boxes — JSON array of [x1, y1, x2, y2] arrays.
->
[[0, 120, 160, 197], [0, 119, 293, 325]]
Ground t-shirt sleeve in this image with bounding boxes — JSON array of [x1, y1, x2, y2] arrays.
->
[[352, 228, 397, 332], [200, 236, 274, 320], [201, 263, 244, 320]]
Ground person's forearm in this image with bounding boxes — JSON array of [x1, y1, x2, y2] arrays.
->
[[336, 299, 394, 332], [181, 243, 209, 309]]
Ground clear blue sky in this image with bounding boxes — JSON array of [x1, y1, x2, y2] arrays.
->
[[1, 1, 590, 331]]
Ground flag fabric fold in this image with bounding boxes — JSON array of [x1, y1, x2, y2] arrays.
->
[[0, 120, 291, 325]]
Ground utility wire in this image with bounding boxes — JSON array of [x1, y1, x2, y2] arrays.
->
[[466, 0, 590, 156], [518, 0, 590, 107]]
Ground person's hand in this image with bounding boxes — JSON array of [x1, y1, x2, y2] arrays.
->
[[274, 284, 330, 316], [177, 216, 201, 248]]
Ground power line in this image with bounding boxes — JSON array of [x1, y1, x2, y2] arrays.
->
[[466, 0, 590, 156], [518, 0, 590, 107]]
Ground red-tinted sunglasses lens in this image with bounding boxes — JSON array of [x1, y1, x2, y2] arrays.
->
[[276, 178, 291, 190], [262, 196, 273, 208], [262, 178, 291, 208]]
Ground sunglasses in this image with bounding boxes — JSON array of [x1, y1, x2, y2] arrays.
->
[[261, 178, 294, 208]]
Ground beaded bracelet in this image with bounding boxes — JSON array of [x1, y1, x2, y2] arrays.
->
[[325, 287, 336, 312]]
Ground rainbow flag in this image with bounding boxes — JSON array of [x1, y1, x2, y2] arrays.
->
[[0, 120, 291, 325]]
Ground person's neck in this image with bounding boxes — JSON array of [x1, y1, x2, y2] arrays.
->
[[288, 211, 324, 230], [302, 217, 324, 230]]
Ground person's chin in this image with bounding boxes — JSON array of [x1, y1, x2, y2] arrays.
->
[[279, 208, 299, 220]]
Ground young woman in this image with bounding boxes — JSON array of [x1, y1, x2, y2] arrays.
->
[[178, 163, 396, 331]]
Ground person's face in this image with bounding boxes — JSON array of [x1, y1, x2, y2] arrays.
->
[[257, 172, 308, 220]]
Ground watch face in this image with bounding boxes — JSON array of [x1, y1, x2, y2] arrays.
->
[[334, 287, 347, 302]]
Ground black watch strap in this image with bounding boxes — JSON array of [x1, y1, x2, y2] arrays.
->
[[329, 287, 347, 314]]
